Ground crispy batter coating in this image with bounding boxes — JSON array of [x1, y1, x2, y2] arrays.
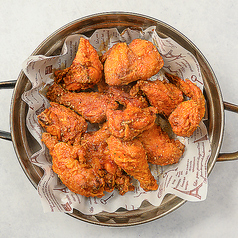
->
[[81, 123, 134, 195], [165, 72, 205, 118], [107, 135, 158, 191], [46, 83, 118, 124], [54, 37, 103, 91], [106, 103, 157, 141], [165, 73, 206, 137], [45, 82, 66, 103], [39, 38, 207, 197], [129, 39, 164, 79], [42, 133, 105, 197], [138, 124, 185, 166], [103, 39, 164, 86], [108, 86, 148, 108], [38, 102, 87, 144], [168, 100, 201, 137], [132, 79, 184, 117]]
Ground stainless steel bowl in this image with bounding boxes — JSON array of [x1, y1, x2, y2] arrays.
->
[[1, 12, 238, 226]]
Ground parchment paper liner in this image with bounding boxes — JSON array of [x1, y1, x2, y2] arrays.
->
[[22, 26, 211, 215]]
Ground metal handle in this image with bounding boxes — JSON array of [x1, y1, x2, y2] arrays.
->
[[217, 101, 238, 161], [0, 80, 17, 89], [0, 80, 17, 141]]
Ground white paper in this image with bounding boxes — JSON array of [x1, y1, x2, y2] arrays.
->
[[21, 26, 211, 215]]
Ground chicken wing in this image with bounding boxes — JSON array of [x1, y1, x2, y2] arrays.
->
[[42, 133, 105, 197], [106, 103, 157, 141], [54, 37, 103, 91], [165, 73, 206, 137], [46, 83, 118, 124], [103, 39, 164, 86], [38, 102, 87, 144], [165, 72, 206, 118], [138, 124, 185, 166], [131, 79, 184, 117], [107, 135, 158, 191]]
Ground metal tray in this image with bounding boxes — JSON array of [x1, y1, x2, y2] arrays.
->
[[1, 12, 238, 226]]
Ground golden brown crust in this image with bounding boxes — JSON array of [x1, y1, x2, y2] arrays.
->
[[38, 102, 87, 144], [134, 79, 184, 117], [165, 72, 206, 137], [107, 135, 158, 191], [138, 124, 185, 166], [38, 38, 205, 197], [104, 39, 164, 86], [106, 103, 157, 141], [54, 37, 103, 91]]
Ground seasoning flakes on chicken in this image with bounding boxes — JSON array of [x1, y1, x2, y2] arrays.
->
[[108, 86, 148, 108], [132, 79, 184, 117], [138, 124, 185, 166], [38, 36, 207, 198], [103, 39, 164, 86], [106, 103, 157, 141], [38, 102, 87, 144], [165, 72, 206, 137], [107, 135, 158, 192], [54, 37, 103, 91], [42, 133, 105, 198], [46, 83, 118, 124], [81, 123, 134, 195]]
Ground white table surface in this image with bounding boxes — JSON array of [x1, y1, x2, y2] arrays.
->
[[0, 1, 238, 237]]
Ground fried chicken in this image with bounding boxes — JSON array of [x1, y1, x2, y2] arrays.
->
[[165, 73, 206, 137], [38, 102, 87, 144], [103, 39, 164, 86], [37, 36, 208, 198], [138, 124, 185, 166], [42, 133, 105, 197], [46, 83, 118, 124], [107, 135, 158, 191], [108, 86, 148, 108], [131, 79, 184, 117], [81, 123, 134, 195], [106, 103, 157, 141], [54, 37, 103, 91]]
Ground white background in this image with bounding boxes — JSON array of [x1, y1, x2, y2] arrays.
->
[[0, 1, 238, 237]]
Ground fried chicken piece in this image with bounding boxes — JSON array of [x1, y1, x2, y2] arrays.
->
[[103, 42, 135, 86], [46, 83, 118, 123], [165, 73, 206, 137], [106, 103, 157, 141], [131, 79, 184, 117], [54, 37, 103, 91], [81, 123, 134, 195], [42, 133, 105, 197], [81, 123, 117, 193], [38, 102, 87, 144], [103, 39, 164, 86], [165, 72, 206, 118], [129, 39, 164, 78], [108, 86, 148, 108], [100, 149, 135, 195], [81, 123, 111, 168], [107, 135, 158, 191], [42, 131, 59, 151], [45, 82, 66, 103], [138, 124, 185, 166], [168, 100, 201, 137]]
